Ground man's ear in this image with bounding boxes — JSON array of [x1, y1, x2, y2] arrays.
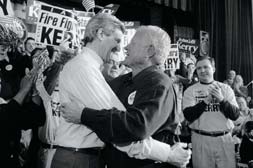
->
[[213, 66, 216, 73], [96, 28, 104, 41], [147, 44, 156, 58]]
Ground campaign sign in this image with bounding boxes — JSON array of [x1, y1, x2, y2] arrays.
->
[[28, 2, 78, 48], [177, 37, 199, 56], [0, 0, 14, 16], [165, 44, 179, 70]]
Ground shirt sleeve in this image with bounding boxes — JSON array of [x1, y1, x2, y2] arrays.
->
[[182, 86, 206, 123], [82, 84, 177, 143], [59, 63, 97, 109], [220, 85, 240, 121], [114, 137, 172, 162]]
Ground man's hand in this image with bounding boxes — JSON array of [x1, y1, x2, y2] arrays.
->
[[209, 83, 224, 102], [203, 94, 212, 105], [61, 98, 85, 124], [167, 143, 192, 168], [20, 67, 39, 93], [14, 68, 39, 105]]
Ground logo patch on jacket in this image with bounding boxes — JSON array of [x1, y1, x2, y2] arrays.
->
[[128, 91, 136, 105]]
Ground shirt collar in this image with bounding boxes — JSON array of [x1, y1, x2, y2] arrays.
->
[[200, 80, 215, 85]]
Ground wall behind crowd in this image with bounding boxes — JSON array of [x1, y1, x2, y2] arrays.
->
[[195, 0, 253, 98]]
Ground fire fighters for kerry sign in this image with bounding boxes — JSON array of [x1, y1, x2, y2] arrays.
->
[[26, 1, 78, 48]]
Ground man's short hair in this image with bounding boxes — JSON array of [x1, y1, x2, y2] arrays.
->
[[196, 56, 215, 67], [82, 13, 125, 46], [137, 26, 171, 65], [24, 37, 35, 46]]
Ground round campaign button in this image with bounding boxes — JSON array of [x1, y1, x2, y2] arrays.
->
[[5, 64, 13, 71]]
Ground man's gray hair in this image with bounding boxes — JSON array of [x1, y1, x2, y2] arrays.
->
[[137, 26, 171, 65], [83, 13, 125, 45]]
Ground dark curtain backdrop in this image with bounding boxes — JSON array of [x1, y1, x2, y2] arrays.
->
[[196, 0, 253, 97]]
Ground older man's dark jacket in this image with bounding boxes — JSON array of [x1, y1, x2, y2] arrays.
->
[[82, 65, 178, 168]]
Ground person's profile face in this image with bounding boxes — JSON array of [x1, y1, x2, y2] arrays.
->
[[196, 59, 215, 83], [101, 28, 124, 61], [123, 31, 147, 67]]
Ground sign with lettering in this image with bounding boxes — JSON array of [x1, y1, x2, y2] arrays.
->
[[177, 37, 199, 56], [165, 44, 179, 70], [27, 1, 79, 48], [0, 0, 14, 16]]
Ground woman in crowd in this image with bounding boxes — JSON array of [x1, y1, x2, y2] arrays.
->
[[232, 75, 248, 99]]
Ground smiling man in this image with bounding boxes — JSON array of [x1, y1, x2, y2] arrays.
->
[[183, 56, 240, 168]]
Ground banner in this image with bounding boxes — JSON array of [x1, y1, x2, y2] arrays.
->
[[26, 1, 79, 48], [177, 37, 199, 56], [165, 44, 179, 70]]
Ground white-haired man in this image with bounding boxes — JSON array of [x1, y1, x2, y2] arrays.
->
[[60, 25, 191, 168]]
